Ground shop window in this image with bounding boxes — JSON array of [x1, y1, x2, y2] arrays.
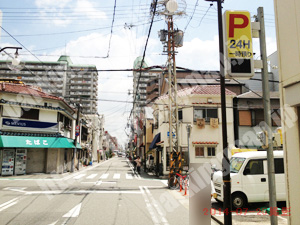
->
[[195, 146, 204, 157], [194, 108, 218, 122], [21, 108, 39, 120], [239, 110, 252, 126]]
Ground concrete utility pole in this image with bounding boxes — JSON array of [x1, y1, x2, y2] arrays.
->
[[257, 7, 278, 225], [71, 103, 81, 173]]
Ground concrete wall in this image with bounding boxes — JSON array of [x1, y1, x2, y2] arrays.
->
[[27, 148, 46, 173], [274, 0, 300, 224]]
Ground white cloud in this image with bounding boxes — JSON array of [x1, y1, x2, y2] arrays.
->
[[35, 0, 107, 27]]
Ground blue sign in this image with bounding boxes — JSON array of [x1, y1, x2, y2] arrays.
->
[[3, 118, 57, 129], [75, 132, 80, 137], [167, 131, 175, 137]]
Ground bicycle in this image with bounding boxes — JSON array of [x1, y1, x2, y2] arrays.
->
[[168, 173, 188, 190]]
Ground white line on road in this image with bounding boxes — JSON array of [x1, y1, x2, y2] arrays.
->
[[63, 203, 82, 218], [100, 173, 109, 179], [86, 174, 97, 179], [48, 220, 58, 225], [0, 200, 18, 212], [144, 186, 169, 225], [95, 181, 102, 186], [0, 198, 19, 209], [139, 186, 160, 225], [113, 173, 120, 179], [126, 173, 133, 179], [73, 174, 86, 180], [23, 190, 141, 195]]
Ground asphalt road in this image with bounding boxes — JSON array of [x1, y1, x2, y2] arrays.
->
[[0, 157, 189, 225]]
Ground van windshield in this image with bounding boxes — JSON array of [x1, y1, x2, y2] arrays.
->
[[230, 157, 246, 173]]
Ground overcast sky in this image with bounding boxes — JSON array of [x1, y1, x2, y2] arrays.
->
[[0, 0, 277, 146]]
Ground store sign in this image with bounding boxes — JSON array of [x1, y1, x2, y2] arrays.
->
[[2, 118, 57, 132], [25, 139, 49, 146], [223, 10, 254, 79]]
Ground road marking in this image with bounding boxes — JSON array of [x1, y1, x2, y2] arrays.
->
[[144, 186, 169, 225], [126, 173, 133, 179], [95, 181, 102, 186], [3, 187, 27, 193], [73, 174, 86, 180], [160, 180, 168, 186], [139, 186, 160, 225], [0, 198, 19, 212], [113, 173, 120, 179], [86, 174, 97, 179], [63, 203, 82, 218], [100, 173, 109, 179], [48, 220, 58, 225]]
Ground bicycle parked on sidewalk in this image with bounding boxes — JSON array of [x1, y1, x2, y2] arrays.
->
[[168, 172, 189, 190]]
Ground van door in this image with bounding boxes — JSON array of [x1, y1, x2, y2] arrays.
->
[[242, 159, 268, 202], [274, 158, 286, 201]]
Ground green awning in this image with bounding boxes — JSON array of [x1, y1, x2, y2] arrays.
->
[[0, 136, 82, 149]]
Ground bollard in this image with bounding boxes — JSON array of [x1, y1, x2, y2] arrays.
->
[[179, 176, 183, 192], [183, 178, 188, 196]]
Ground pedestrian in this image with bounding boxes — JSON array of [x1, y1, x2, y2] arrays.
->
[[135, 156, 141, 174], [133, 155, 137, 172]]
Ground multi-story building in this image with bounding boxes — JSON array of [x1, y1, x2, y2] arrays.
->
[[0, 55, 98, 114]]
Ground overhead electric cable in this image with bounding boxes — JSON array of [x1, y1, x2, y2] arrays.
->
[[106, 0, 117, 58]]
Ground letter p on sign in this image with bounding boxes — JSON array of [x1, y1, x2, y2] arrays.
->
[[229, 14, 249, 38]]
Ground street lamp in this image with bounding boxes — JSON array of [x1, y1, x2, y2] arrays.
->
[[0, 47, 22, 66], [205, 0, 232, 224]]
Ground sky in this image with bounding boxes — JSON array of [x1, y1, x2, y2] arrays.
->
[[0, 0, 277, 147]]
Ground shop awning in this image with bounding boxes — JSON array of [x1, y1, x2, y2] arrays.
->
[[0, 136, 82, 149], [149, 133, 160, 150]]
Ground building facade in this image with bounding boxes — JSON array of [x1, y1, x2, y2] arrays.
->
[[274, 1, 300, 223], [0, 82, 79, 175], [151, 85, 236, 175], [0, 55, 98, 114]]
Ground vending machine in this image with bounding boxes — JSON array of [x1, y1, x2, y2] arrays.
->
[[1, 149, 15, 176], [15, 149, 27, 175]]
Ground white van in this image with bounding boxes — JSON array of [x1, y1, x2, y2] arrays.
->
[[213, 151, 286, 208]]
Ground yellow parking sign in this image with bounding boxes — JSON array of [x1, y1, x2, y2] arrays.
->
[[223, 10, 254, 79]]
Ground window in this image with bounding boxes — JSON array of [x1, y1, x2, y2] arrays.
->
[[21, 108, 39, 120], [239, 110, 252, 126], [194, 108, 218, 122], [244, 160, 264, 175], [207, 147, 216, 156], [254, 109, 264, 126], [178, 109, 183, 121], [274, 158, 284, 174], [195, 146, 204, 157]]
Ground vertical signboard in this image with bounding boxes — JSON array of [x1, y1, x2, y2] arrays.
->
[[223, 11, 254, 79]]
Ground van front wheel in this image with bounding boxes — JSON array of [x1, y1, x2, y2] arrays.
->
[[232, 193, 247, 209]]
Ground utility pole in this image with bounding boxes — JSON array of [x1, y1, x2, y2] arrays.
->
[[205, 0, 232, 224], [257, 7, 278, 225], [167, 15, 181, 186], [71, 103, 81, 173]]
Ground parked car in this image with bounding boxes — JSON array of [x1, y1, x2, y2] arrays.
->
[[212, 151, 285, 209], [118, 152, 123, 157]]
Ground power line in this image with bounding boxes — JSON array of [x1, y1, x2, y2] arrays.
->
[[106, 0, 117, 58]]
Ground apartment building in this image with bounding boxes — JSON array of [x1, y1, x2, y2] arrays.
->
[[0, 55, 98, 114]]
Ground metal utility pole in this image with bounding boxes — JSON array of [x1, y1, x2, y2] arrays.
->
[[257, 7, 278, 225], [206, 0, 232, 223], [167, 15, 180, 185], [71, 103, 81, 173]]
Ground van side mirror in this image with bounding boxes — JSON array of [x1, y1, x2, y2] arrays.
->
[[243, 168, 250, 175]]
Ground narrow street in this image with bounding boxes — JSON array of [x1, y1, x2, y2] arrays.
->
[[0, 157, 189, 225]]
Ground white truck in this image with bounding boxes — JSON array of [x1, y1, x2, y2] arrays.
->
[[213, 151, 286, 208]]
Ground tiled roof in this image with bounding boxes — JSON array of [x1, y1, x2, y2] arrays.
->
[[158, 85, 236, 100], [0, 83, 74, 111], [192, 141, 219, 145], [237, 91, 280, 99]]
